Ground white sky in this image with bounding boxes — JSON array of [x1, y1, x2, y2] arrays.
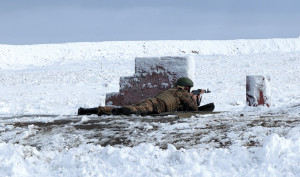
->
[[1, 0, 300, 44]]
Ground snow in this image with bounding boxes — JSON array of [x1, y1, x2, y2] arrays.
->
[[1, 134, 300, 176], [1, 38, 300, 176]]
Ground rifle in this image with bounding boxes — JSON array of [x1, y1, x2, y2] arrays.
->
[[191, 89, 211, 106]]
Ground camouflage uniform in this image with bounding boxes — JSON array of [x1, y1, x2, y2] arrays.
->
[[97, 106, 115, 115], [122, 98, 166, 114], [155, 86, 198, 112], [98, 86, 197, 115]]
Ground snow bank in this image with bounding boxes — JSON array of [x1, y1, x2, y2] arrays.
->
[[1, 38, 300, 69], [1, 132, 300, 177]]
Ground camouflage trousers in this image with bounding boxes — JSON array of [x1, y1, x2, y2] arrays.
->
[[97, 106, 115, 115], [123, 98, 166, 114], [98, 98, 166, 115]]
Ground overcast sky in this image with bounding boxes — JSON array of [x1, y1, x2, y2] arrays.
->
[[1, 0, 300, 44]]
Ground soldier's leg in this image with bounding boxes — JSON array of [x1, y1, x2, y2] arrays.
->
[[97, 106, 115, 115], [78, 106, 115, 116], [151, 98, 166, 114], [119, 99, 154, 115], [133, 99, 154, 113]]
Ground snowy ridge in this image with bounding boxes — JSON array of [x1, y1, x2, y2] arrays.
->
[[1, 38, 300, 69]]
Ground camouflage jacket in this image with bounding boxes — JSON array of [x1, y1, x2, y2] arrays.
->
[[156, 86, 198, 112]]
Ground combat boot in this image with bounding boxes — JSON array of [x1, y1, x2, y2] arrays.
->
[[78, 107, 98, 115]]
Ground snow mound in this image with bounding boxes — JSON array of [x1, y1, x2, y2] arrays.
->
[[1, 38, 300, 69], [1, 133, 300, 176]]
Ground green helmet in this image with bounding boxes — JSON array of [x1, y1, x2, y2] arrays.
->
[[175, 77, 194, 87]]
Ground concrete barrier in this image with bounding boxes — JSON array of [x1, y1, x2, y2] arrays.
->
[[246, 75, 271, 107], [105, 56, 195, 106]]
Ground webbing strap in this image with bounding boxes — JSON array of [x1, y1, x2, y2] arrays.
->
[[156, 90, 176, 112]]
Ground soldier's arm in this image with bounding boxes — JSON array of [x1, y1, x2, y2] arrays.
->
[[179, 91, 198, 111]]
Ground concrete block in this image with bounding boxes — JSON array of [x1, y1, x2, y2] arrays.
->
[[246, 75, 271, 107], [106, 56, 195, 106]]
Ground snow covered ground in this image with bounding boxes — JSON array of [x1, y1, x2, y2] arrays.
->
[[1, 38, 300, 176]]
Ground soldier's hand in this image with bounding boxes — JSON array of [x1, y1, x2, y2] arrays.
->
[[199, 89, 205, 95], [191, 89, 205, 96], [191, 94, 198, 103]]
